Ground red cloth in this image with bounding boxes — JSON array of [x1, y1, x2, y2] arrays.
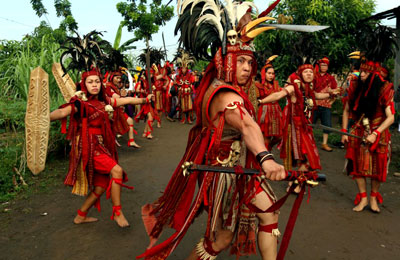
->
[[345, 76, 394, 182], [255, 80, 283, 137], [314, 72, 337, 108], [280, 73, 321, 170]]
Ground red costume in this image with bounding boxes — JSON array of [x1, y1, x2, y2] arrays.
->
[[105, 71, 130, 135], [255, 61, 283, 149], [135, 76, 159, 136], [176, 70, 195, 112], [138, 37, 278, 260], [280, 64, 321, 170], [60, 69, 131, 209], [314, 57, 337, 109], [153, 64, 170, 114], [345, 67, 394, 182]]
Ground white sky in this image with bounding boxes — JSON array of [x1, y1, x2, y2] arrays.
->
[[0, 0, 398, 61]]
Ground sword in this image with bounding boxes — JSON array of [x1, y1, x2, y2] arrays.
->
[[259, 24, 330, 33], [308, 124, 363, 139], [181, 162, 326, 186]]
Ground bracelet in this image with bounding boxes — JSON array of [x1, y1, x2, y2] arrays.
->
[[372, 130, 380, 137], [256, 151, 274, 166], [340, 128, 347, 133]]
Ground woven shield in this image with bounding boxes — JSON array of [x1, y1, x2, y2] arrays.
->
[[52, 63, 76, 102], [25, 67, 50, 175]]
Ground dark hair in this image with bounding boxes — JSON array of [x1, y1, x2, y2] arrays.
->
[[350, 73, 384, 119]]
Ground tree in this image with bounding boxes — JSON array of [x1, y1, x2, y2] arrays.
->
[[116, 0, 174, 90], [30, 0, 78, 32], [254, 0, 376, 82]]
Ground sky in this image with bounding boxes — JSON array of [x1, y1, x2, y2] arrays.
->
[[0, 0, 398, 61]]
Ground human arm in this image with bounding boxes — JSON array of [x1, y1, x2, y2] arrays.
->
[[259, 85, 294, 104], [50, 105, 72, 122], [364, 104, 395, 144], [341, 103, 350, 143], [111, 94, 154, 107], [210, 90, 286, 181], [315, 88, 340, 100]]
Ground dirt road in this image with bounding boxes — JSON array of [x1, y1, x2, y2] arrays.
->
[[1, 120, 399, 260]]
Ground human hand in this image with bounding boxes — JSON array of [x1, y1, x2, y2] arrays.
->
[[341, 135, 348, 143], [147, 94, 155, 102], [365, 133, 377, 144], [261, 160, 286, 181]]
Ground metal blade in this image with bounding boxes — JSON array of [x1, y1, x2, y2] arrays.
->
[[181, 162, 326, 182], [259, 24, 330, 32], [308, 124, 363, 139]]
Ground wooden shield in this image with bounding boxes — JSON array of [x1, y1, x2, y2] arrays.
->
[[25, 67, 50, 175], [52, 63, 76, 102]]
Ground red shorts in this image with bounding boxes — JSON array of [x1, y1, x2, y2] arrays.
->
[[92, 153, 117, 189]]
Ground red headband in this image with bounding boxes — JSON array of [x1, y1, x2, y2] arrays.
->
[[318, 57, 330, 65]]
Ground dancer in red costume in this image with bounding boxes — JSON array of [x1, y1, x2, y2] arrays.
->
[[259, 63, 339, 192], [342, 26, 396, 213], [135, 72, 159, 139], [255, 55, 283, 150], [153, 63, 171, 128], [105, 69, 141, 148], [51, 32, 153, 227], [137, 2, 290, 260], [175, 50, 196, 124]]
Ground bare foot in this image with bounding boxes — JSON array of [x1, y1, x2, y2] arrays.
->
[[142, 133, 147, 138], [74, 215, 98, 224], [370, 197, 381, 213], [157, 122, 161, 128], [128, 140, 141, 148], [147, 134, 153, 139], [114, 211, 130, 228], [353, 197, 368, 212]]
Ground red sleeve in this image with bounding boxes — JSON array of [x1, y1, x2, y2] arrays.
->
[[379, 82, 394, 107], [330, 75, 337, 89]]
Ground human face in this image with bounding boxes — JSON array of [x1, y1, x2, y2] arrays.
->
[[112, 75, 122, 86], [265, 67, 275, 82], [302, 69, 314, 83], [319, 63, 328, 73], [182, 67, 187, 74], [85, 75, 101, 95], [380, 70, 388, 79], [236, 55, 253, 85], [360, 70, 370, 82]]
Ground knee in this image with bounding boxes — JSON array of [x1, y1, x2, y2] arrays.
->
[[94, 186, 106, 195], [111, 165, 123, 179], [127, 117, 133, 124], [214, 231, 234, 250]]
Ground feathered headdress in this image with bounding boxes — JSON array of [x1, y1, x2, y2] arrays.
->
[[138, 48, 165, 67], [260, 55, 278, 84], [59, 30, 109, 99], [175, 0, 279, 60], [350, 25, 398, 73], [60, 30, 108, 75], [174, 48, 196, 69]]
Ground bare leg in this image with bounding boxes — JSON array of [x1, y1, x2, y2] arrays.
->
[[353, 177, 368, 212], [322, 133, 329, 145], [127, 117, 140, 148], [370, 179, 381, 212], [74, 186, 105, 224], [110, 165, 129, 227], [146, 113, 154, 139], [254, 191, 279, 260], [186, 220, 234, 260]]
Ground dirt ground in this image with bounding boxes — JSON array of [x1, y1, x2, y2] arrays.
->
[[1, 119, 400, 260]]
